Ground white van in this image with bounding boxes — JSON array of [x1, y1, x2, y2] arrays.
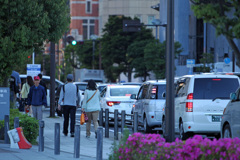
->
[[162, 74, 240, 140], [20, 75, 64, 107]]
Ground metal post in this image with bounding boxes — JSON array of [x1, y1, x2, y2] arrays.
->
[[165, 0, 175, 142], [99, 108, 103, 127], [155, 26, 158, 40], [96, 127, 103, 160], [133, 111, 138, 133], [54, 123, 60, 155], [121, 110, 125, 133], [14, 117, 19, 128], [39, 120, 44, 152], [32, 51, 35, 64], [114, 109, 118, 140], [74, 125, 80, 158], [233, 52, 235, 72], [4, 115, 9, 144], [92, 40, 95, 69], [105, 109, 109, 138], [50, 42, 56, 117]]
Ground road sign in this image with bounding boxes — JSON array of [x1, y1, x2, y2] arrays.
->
[[186, 59, 195, 68], [27, 64, 41, 78], [123, 20, 141, 32], [224, 58, 230, 64], [0, 88, 10, 120]]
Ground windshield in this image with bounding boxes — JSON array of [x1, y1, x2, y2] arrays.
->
[[76, 84, 87, 91], [110, 87, 140, 96], [193, 78, 239, 99]]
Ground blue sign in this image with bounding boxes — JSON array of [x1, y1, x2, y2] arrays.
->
[[0, 88, 10, 120], [224, 58, 230, 64], [186, 59, 195, 68]]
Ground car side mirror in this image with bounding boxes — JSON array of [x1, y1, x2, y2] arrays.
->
[[162, 92, 166, 98], [230, 92, 237, 101], [130, 94, 136, 99]]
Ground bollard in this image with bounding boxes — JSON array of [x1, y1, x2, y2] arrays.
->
[[114, 109, 118, 140], [133, 111, 138, 133], [38, 120, 45, 152], [99, 108, 103, 127], [14, 117, 19, 128], [121, 110, 125, 133], [54, 123, 60, 155], [4, 115, 10, 144], [105, 109, 109, 138], [74, 125, 80, 158], [96, 127, 103, 160]]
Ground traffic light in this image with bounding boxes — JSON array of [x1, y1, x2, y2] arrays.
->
[[66, 35, 84, 46], [72, 40, 77, 45]]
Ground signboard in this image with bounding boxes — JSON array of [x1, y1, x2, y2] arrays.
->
[[0, 88, 10, 120], [186, 59, 195, 68], [123, 20, 141, 32], [224, 58, 230, 64], [27, 64, 41, 78]]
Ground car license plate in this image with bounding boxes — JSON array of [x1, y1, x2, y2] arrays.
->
[[212, 115, 221, 122]]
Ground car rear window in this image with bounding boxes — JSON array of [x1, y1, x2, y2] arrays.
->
[[110, 88, 139, 96], [193, 78, 239, 99], [151, 85, 166, 99], [76, 84, 87, 91]]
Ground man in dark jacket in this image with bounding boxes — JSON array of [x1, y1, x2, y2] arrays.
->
[[27, 76, 47, 120]]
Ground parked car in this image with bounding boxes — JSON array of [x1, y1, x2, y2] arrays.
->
[[20, 75, 64, 107], [221, 88, 240, 138], [100, 85, 140, 123], [73, 82, 88, 107], [162, 74, 240, 140], [131, 80, 166, 133], [97, 83, 108, 92], [121, 82, 142, 86]]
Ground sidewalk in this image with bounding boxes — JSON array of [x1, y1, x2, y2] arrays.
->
[[0, 110, 116, 160]]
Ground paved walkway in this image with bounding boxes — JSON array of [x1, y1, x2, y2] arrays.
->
[[0, 110, 116, 160]]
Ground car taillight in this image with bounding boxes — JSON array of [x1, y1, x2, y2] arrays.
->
[[106, 101, 121, 106], [132, 104, 135, 108], [186, 93, 193, 112]]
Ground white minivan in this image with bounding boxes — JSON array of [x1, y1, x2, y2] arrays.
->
[[162, 74, 240, 140]]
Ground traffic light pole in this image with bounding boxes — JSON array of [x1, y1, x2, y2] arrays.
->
[[50, 42, 56, 117], [165, 0, 175, 142]]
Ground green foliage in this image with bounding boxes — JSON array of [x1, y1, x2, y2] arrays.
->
[[101, 16, 154, 82], [0, 0, 70, 86], [144, 41, 183, 79], [0, 109, 39, 144], [108, 128, 130, 160]]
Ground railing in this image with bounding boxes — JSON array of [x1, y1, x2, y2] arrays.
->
[[99, 108, 139, 140]]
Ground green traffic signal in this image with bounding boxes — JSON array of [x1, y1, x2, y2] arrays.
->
[[72, 40, 77, 45]]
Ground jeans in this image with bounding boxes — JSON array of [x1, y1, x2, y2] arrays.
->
[[86, 111, 99, 136], [63, 105, 76, 134], [32, 105, 43, 120]]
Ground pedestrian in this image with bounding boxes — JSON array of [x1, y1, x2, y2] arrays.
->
[[20, 76, 34, 112], [27, 76, 47, 121], [58, 74, 80, 137], [10, 70, 21, 103], [38, 73, 47, 96], [82, 79, 101, 139]]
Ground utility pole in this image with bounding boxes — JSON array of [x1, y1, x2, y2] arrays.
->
[[165, 0, 175, 142], [50, 42, 56, 117]]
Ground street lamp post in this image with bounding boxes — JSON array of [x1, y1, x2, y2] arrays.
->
[[90, 34, 98, 69]]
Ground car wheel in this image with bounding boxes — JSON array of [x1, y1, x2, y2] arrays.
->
[[144, 117, 152, 133], [223, 124, 232, 138], [162, 117, 166, 138], [179, 121, 189, 140]]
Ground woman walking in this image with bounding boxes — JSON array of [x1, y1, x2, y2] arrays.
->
[[82, 79, 101, 138], [20, 76, 34, 114]]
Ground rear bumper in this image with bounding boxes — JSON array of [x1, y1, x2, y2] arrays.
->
[[183, 121, 221, 134]]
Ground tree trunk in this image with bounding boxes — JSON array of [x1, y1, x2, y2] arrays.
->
[[226, 37, 240, 67]]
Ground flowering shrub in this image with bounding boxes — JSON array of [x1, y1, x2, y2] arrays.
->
[[111, 133, 240, 160]]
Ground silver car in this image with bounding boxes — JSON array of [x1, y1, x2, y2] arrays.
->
[[131, 80, 166, 133], [221, 88, 240, 138]]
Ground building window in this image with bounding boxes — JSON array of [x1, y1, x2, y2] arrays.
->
[[148, 15, 155, 28], [83, 26, 88, 40], [90, 26, 95, 36], [86, 1, 91, 13], [82, 19, 96, 40]]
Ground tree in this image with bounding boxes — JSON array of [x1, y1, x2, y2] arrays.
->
[[144, 41, 183, 79], [127, 40, 152, 81], [0, 0, 70, 86], [190, 0, 240, 67], [101, 16, 154, 82]]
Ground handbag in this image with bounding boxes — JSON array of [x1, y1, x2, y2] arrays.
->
[[83, 111, 88, 122], [80, 112, 85, 125]]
